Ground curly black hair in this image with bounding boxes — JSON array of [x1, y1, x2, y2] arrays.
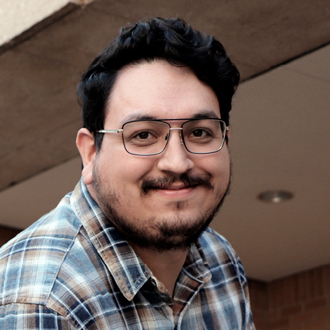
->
[[77, 17, 240, 148]]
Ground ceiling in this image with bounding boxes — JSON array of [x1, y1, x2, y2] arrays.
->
[[0, 0, 329, 282]]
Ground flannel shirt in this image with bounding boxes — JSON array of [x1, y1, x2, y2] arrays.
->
[[0, 180, 255, 329]]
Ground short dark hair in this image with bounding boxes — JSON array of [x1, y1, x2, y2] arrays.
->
[[77, 17, 240, 148]]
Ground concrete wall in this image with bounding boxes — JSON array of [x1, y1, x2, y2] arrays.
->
[[0, 0, 73, 45], [0, 0, 94, 45]]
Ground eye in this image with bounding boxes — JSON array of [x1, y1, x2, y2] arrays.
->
[[191, 129, 210, 137], [189, 128, 213, 139], [185, 127, 214, 144], [128, 130, 159, 146], [135, 131, 152, 140]]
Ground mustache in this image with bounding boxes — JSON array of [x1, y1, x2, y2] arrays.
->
[[141, 173, 214, 192]]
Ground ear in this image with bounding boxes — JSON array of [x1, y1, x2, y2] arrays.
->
[[76, 128, 97, 185]]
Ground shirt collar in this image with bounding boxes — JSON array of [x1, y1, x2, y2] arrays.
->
[[184, 241, 212, 284], [71, 179, 211, 300], [71, 179, 150, 301]]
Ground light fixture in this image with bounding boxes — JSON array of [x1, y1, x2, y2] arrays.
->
[[257, 190, 294, 203]]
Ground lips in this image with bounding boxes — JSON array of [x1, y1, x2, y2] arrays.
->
[[155, 182, 191, 190], [141, 174, 213, 193], [148, 183, 196, 200]]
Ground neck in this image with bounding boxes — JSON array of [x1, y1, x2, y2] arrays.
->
[[129, 243, 189, 297]]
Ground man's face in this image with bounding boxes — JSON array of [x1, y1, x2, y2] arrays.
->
[[87, 61, 231, 251]]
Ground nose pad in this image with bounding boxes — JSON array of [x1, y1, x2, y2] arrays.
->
[[179, 131, 184, 145], [158, 128, 193, 173], [165, 128, 184, 149]]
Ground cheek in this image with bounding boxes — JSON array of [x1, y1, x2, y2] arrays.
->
[[206, 149, 230, 173], [206, 151, 231, 187], [100, 152, 156, 187]]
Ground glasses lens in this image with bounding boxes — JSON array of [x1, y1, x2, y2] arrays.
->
[[182, 119, 226, 154], [122, 121, 169, 155]]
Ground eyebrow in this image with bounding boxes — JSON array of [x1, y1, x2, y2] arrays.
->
[[190, 110, 220, 119], [121, 109, 220, 125], [121, 113, 156, 125]]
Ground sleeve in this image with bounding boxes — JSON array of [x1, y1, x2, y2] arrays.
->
[[236, 257, 256, 330], [201, 229, 256, 329], [242, 279, 256, 330], [0, 303, 77, 330], [211, 230, 256, 330]]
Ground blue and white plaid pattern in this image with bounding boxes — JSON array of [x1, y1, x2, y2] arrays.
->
[[0, 180, 255, 329]]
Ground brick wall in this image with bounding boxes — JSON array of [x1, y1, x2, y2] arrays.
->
[[249, 264, 330, 330], [249, 280, 269, 329]]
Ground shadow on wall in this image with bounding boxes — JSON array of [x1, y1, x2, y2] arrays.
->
[[0, 225, 21, 247]]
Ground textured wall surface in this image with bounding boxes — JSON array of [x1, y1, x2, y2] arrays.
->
[[249, 265, 330, 329], [0, 0, 71, 45]]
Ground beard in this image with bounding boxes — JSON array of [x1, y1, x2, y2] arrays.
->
[[93, 165, 231, 253]]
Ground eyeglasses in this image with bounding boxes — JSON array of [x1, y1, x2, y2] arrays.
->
[[97, 118, 229, 156]]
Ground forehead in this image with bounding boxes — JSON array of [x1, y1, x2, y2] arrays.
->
[[105, 60, 220, 126]]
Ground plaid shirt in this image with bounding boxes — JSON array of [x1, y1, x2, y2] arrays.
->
[[0, 180, 255, 329]]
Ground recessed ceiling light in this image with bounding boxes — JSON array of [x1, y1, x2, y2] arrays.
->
[[257, 190, 294, 203]]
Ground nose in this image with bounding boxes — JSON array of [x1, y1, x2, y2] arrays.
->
[[157, 129, 194, 174]]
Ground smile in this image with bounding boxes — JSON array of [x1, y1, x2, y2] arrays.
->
[[157, 182, 192, 190], [149, 184, 197, 198], [142, 174, 214, 195]]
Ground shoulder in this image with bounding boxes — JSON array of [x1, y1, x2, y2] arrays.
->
[[0, 192, 83, 306], [195, 230, 254, 329], [198, 227, 237, 260], [198, 228, 247, 284]]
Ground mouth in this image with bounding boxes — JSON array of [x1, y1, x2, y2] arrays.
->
[[141, 174, 213, 194], [153, 182, 194, 190], [147, 183, 197, 200]]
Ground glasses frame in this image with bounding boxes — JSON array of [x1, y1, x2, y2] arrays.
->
[[97, 118, 229, 156]]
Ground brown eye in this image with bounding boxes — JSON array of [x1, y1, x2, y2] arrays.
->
[[192, 129, 207, 137], [137, 132, 151, 139]]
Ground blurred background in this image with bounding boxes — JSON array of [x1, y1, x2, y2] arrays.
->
[[0, 1, 329, 329]]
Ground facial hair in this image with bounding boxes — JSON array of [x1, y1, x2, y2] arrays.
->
[[93, 165, 231, 252]]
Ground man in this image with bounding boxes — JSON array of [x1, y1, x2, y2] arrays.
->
[[0, 18, 255, 329]]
